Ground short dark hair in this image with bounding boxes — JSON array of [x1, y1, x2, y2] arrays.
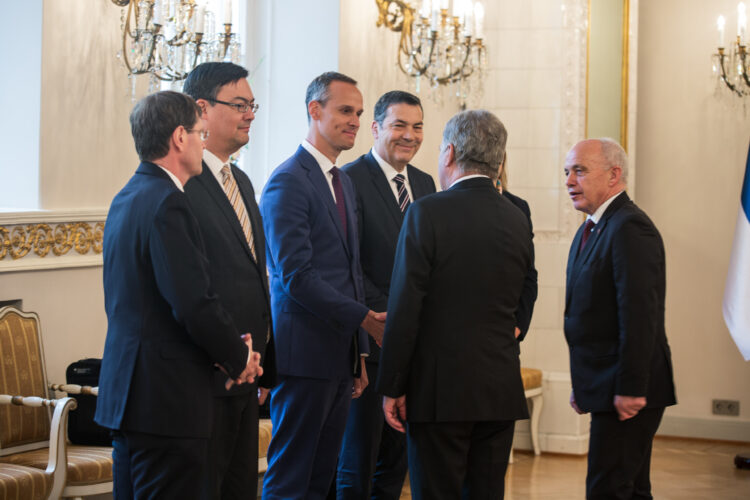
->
[[373, 90, 423, 125], [442, 110, 508, 178], [129, 91, 201, 162], [183, 62, 249, 101], [305, 71, 357, 121]]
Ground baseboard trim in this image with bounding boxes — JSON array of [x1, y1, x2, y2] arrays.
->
[[513, 429, 589, 455], [657, 415, 750, 442]]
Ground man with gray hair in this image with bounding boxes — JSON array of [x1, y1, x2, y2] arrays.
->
[[563, 138, 675, 499], [376, 110, 534, 499]]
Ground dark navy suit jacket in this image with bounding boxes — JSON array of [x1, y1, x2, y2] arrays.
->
[[342, 151, 436, 362], [260, 146, 369, 380], [564, 191, 676, 412], [95, 162, 249, 438], [184, 162, 275, 394], [377, 178, 532, 423]]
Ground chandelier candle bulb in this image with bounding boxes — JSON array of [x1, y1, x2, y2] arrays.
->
[[474, 2, 484, 39], [152, 0, 162, 25], [420, 0, 431, 19], [224, 0, 232, 25], [718, 15, 726, 47], [739, 2, 747, 43], [195, 5, 205, 33]]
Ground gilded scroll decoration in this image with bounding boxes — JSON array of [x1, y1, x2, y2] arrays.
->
[[0, 222, 105, 261]]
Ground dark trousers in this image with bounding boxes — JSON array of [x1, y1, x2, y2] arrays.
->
[[112, 430, 209, 500], [207, 390, 259, 500], [262, 374, 353, 500], [407, 420, 515, 500], [337, 361, 407, 500], [587, 407, 665, 500]]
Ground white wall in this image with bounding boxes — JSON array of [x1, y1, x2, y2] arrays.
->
[[0, 1, 42, 210], [636, 0, 750, 440]]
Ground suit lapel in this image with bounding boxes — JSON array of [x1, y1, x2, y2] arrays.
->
[[232, 164, 266, 275], [298, 148, 351, 255], [565, 192, 631, 308], [407, 164, 431, 200], [194, 165, 252, 257], [364, 153, 404, 227]]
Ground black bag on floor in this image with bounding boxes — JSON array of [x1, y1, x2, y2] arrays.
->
[[65, 358, 111, 446]]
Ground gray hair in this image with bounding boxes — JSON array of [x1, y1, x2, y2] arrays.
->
[[598, 137, 628, 184], [441, 110, 507, 178]]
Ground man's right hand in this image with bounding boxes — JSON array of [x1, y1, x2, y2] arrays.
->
[[361, 310, 387, 346], [225, 334, 263, 390], [570, 390, 586, 414], [383, 395, 407, 433]]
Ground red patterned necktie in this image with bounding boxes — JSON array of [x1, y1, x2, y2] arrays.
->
[[579, 219, 596, 252], [330, 167, 347, 239]]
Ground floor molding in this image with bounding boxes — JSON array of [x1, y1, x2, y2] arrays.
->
[[657, 415, 750, 442]]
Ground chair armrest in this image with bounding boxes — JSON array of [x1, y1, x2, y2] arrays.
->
[[0, 394, 78, 499], [49, 383, 99, 396]]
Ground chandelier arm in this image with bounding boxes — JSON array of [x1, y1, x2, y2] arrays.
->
[[121, 1, 136, 75], [719, 51, 742, 96], [740, 50, 750, 88]]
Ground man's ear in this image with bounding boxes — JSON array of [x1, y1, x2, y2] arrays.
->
[[608, 165, 623, 186], [308, 100, 321, 121], [195, 99, 209, 118], [371, 120, 379, 139], [171, 125, 187, 153]]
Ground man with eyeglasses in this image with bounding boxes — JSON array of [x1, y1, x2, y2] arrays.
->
[[96, 90, 263, 499], [183, 62, 275, 500]]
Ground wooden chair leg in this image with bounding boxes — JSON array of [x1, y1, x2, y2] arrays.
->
[[530, 393, 543, 455]]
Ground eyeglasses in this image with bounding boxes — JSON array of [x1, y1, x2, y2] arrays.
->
[[206, 98, 259, 114], [187, 128, 210, 141]]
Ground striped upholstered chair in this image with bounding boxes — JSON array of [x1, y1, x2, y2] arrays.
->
[[0, 306, 113, 499], [0, 394, 77, 500]]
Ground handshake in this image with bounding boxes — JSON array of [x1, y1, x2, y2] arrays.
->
[[362, 310, 387, 347], [224, 334, 264, 390]]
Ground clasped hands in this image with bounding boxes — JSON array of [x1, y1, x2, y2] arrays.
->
[[223, 334, 263, 390], [570, 391, 646, 421], [361, 310, 387, 346]]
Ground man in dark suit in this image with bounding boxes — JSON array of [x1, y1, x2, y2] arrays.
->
[[95, 91, 262, 499], [182, 62, 274, 500], [563, 138, 676, 499], [496, 164, 538, 341], [337, 90, 435, 499], [259, 72, 386, 500], [376, 110, 533, 499]]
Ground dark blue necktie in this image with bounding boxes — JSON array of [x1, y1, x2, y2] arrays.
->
[[393, 173, 411, 213], [330, 167, 347, 238]]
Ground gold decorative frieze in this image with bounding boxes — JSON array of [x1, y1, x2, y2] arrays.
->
[[0, 210, 107, 272], [0, 222, 104, 260]]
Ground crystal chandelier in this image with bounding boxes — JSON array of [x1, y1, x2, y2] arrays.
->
[[712, 2, 750, 98], [111, 0, 242, 92], [375, 0, 488, 108]]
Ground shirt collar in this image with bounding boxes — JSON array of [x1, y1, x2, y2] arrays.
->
[[302, 139, 335, 174], [589, 190, 626, 223], [203, 149, 226, 176], [371, 148, 409, 183], [449, 174, 489, 189], [154, 164, 184, 192]]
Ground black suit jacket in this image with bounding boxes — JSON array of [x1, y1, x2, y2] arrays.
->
[[342, 152, 436, 362], [184, 162, 275, 395], [95, 162, 249, 438], [564, 192, 676, 413], [503, 190, 538, 339], [376, 177, 532, 423]]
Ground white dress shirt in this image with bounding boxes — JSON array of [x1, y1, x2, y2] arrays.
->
[[371, 148, 413, 204], [301, 139, 338, 202]]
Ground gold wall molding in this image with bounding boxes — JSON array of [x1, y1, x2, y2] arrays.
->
[[0, 210, 107, 273]]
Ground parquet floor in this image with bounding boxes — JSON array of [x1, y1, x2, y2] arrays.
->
[[400, 437, 750, 499]]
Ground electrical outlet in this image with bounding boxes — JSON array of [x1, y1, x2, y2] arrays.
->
[[712, 399, 740, 416]]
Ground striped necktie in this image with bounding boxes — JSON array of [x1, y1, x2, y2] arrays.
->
[[393, 173, 411, 213], [221, 164, 256, 261]]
